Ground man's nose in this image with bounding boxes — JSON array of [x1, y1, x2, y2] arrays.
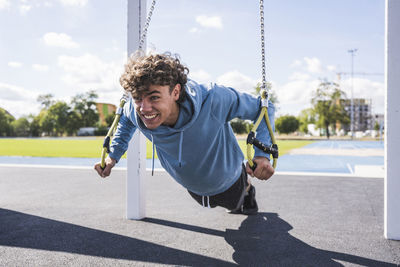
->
[[139, 99, 152, 112]]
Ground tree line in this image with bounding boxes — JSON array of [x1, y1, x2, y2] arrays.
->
[[1, 81, 354, 138], [0, 90, 114, 137]]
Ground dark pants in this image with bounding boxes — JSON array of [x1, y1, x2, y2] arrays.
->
[[188, 164, 249, 210]]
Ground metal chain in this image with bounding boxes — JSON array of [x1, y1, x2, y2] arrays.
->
[[138, 0, 156, 50], [259, 0, 267, 92]]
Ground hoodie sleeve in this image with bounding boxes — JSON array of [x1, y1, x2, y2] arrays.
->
[[108, 111, 137, 163], [211, 84, 275, 159]]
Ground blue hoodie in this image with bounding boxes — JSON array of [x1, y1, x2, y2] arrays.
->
[[109, 80, 275, 196]]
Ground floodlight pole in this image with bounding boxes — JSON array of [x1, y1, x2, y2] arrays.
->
[[126, 0, 147, 220], [385, 0, 400, 240], [348, 48, 357, 139]]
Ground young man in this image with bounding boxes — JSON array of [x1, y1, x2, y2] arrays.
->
[[94, 52, 275, 215]]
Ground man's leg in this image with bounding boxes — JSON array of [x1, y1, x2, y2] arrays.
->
[[215, 164, 258, 215], [242, 181, 258, 215], [187, 164, 258, 214]]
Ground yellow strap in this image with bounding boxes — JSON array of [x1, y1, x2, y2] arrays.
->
[[100, 98, 127, 169], [247, 92, 277, 169]]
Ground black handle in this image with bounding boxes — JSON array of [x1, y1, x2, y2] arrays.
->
[[250, 162, 257, 172], [247, 132, 279, 159], [103, 136, 111, 154]]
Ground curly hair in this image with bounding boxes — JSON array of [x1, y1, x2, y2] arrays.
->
[[120, 52, 189, 103]]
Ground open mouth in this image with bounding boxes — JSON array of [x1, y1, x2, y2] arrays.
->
[[142, 113, 158, 121]]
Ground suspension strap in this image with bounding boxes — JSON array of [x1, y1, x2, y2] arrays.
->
[[100, 0, 156, 169], [100, 94, 129, 168], [246, 90, 278, 170], [246, 0, 278, 170]]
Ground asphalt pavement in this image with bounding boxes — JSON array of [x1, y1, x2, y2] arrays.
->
[[0, 166, 399, 266]]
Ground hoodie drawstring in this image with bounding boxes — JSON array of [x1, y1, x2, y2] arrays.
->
[[178, 131, 184, 167], [202, 196, 211, 208]]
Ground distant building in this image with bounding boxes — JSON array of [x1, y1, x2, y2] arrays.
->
[[96, 103, 117, 125], [342, 98, 372, 132], [77, 127, 96, 136]]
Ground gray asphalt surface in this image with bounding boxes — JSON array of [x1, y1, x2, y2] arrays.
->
[[0, 166, 399, 266]]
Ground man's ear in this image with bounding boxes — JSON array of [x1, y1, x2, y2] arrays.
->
[[172, 84, 181, 101]]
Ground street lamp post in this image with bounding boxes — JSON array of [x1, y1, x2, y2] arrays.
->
[[348, 48, 358, 139]]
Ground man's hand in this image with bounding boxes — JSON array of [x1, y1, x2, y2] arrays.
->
[[246, 156, 275, 181], [94, 156, 116, 178]]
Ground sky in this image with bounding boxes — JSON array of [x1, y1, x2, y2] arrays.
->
[[0, 0, 385, 119]]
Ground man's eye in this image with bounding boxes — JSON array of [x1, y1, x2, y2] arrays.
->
[[150, 96, 159, 101]]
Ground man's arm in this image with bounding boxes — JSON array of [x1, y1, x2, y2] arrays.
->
[[108, 112, 137, 161], [211, 85, 275, 180], [94, 110, 137, 178]]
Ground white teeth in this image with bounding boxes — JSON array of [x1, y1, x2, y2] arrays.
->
[[144, 114, 157, 119]]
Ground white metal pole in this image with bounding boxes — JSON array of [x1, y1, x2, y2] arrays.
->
[[385, 0, 400, 240], [126, 0, 147, 220], [348, 49, 357, 138]]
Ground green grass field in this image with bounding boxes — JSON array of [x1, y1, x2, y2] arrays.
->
[[0, 138, 313, 159]]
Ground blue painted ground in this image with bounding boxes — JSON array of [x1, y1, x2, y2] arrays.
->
[[0, 140, 384, 174], [277, 154, 383, 173], [304, 140, 384, 149]]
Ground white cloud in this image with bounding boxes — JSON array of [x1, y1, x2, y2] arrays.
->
[[0, 82, 40, 118], [273, 79, 321, 116], [57, 53, 125, 99], [289, 72, 310, 81], [19, 4, 31, 15], [340, 77, 384, 114], [0, 0, 10, 9], [274, 71, 384, 116], [59, 0, 88, 7], [326, 65, 336, 72], [279, 56, 384, 115], [8, 61, 23, 68], [195, 15, 223, 29], [32, 64, 49, 72], [304, 57, 323, 73], [189, 69, 211, 84], [290, 57, 338, 79], [30, 0, 53, 8], [216, 70, 258, 94], [42, 32, 79, 49], [0, 83, 35, 101]]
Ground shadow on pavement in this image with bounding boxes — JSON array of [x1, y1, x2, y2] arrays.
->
[[0, 209, 233, 266], [145, 213, 397, 266]]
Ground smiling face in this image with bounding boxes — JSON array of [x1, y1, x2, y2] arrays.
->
[[133, 84, 181, 129]]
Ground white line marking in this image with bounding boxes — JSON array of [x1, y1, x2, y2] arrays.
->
[[0, 163, 166, 172], [0, 164, 382, 178], [347, 163, 354, 174]]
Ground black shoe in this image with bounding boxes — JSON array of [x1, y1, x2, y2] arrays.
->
[[227, 206, 242, 214], [242, 185, 258, 215]]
